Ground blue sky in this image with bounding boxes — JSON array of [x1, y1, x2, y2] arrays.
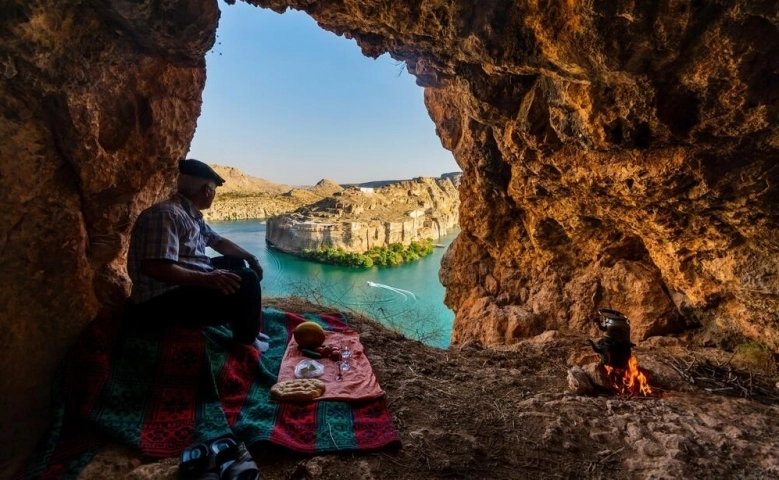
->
[[187, 2, 459, 186]]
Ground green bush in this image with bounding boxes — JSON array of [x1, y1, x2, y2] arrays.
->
[[302, 238, 435, 268]]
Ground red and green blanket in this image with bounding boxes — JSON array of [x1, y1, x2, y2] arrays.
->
[[17, 309, 400, 479]]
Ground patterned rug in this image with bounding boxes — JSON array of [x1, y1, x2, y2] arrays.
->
[[16, 308, 400, 479]]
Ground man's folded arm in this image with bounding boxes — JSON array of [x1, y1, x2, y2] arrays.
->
[[210, 237, 256, 264], [141, 259, 241, 295], [140, 259, 209, 288]]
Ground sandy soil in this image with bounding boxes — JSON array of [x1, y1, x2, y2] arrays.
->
[[77, 298, 779, 480]]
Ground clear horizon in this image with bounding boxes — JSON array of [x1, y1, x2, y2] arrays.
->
[[187, 3, 460, 186]]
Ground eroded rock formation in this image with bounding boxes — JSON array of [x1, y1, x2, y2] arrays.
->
[[2, 0, 779, 467], [266, 176, 460, 254], [246, 0, 779, 349]]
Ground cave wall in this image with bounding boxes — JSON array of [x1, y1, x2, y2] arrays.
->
[[2, 0, 779, 468], [0, 0, 218, 466], [246, 0, 779, 348]]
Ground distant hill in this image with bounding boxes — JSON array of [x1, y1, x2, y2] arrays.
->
[[310, 179, 344, 197], [340, 179, 406, 189], [440, 171, 462, 187], [210, 165, 292, 195], [203, 164, 460, 223], [204, 165, 347, 222], [341, 171, 462, 189]]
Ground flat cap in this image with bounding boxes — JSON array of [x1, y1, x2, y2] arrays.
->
[[178, 159, 225, 186]]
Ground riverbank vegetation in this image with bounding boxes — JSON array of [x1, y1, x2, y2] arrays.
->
[[302, 239, 435, 268]]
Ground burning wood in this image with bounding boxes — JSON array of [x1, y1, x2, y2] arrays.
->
[[604, 356, 653, 397]]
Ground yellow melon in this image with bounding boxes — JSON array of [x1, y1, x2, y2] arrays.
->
[[293, 322, 326, 349]]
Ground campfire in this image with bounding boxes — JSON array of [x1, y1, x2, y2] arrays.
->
[[604, 355, 652, 396], [570, 309, 778, 402], [586, 309, 655, 397]]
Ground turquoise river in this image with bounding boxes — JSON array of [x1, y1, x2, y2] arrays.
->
[[210, 220, 459, 348]]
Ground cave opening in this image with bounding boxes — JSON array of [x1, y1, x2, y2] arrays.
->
[[188, 2, 457, 185], [189, 2, 461, 348]]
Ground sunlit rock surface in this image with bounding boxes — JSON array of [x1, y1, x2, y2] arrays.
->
[[2, 0, 779, 467], [247, 0, 779, 348], [265, 176, 460, 254], [202, 168, 344, 221]]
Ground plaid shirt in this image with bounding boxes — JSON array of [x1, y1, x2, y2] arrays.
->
[[128, 193, 222, 303]]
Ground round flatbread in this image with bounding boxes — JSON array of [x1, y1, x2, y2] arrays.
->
[[270, 378, 326, 403]]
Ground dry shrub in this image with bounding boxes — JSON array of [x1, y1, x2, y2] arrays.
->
[[733, 342, 777, 373]]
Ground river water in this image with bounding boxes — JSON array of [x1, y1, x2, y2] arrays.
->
[[210, 220, 458, 348]]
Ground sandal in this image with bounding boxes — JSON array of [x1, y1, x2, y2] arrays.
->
[[210, 437, 260, 480], [178, 442, 220, 480]]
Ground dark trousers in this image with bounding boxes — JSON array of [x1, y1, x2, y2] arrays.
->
[[130, 256, 262, 344]]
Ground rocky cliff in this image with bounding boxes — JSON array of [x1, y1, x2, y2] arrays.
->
[[202, 167, 342, 221], [265, 176, 460, 254], [2, 0, 779, 468]]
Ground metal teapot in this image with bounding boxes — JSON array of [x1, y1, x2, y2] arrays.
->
[[588, 309, 635, 369], [594, 309, 632, 343]]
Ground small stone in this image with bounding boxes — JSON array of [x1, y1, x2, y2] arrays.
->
[[567, 365, 594, 395], [568, 350, 600, 366], [563, 440, 580, 452], [531, 330, 559, 344], [583, 362, 613, 390]]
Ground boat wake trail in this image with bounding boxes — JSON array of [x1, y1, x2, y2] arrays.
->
[[366, 281, 417, 301], [262, 247, 285, 284]]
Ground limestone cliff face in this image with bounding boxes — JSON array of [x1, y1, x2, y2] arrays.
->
[[266, 176, 460, 254], [3, 0, 779, 465]]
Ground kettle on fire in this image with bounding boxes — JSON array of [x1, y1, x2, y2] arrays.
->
[[593, 309, 631, 343], [588, 308, 635, 369]]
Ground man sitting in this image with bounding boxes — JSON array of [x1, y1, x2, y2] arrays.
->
[[127, 158, 268, 351]]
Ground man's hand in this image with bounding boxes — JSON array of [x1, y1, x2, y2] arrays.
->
[[211, 237, 264, 282], [204, 269, 242, 294], [247, 256, 263, 281]]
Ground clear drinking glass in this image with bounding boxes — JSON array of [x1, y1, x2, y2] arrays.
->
[[340, 343, 352, 371]]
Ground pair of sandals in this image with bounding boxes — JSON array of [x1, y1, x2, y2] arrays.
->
[[178, 437, 259, 480]]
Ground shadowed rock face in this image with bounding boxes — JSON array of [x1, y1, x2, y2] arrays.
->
[[1, 0, 778, 465], [0, 0, 218, 464]]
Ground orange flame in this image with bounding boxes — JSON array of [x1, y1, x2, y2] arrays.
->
[[604, 356, 652, 396]]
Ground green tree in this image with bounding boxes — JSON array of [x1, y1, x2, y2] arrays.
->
[[301, 239, 436, 268]]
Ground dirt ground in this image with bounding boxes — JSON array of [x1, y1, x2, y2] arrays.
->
[[79, 298, 779, 480]]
